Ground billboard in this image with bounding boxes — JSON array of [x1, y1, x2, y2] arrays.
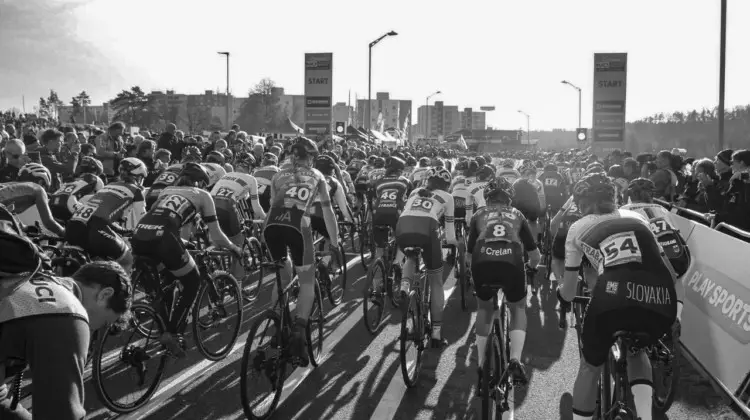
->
[[592, 53, 627, 153], [304, 53, 333, 136]]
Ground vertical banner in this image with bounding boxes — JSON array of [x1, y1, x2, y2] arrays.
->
[[304, 53, 333, 136], [592, 53, 627, 155]]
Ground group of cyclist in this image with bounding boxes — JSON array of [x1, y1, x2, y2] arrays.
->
[[0, 134, 689, 420]]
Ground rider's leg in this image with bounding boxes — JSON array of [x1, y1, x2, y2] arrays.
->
[[571, 359, 602, 420], [427, 266, 445, 342], [627, 348, 653, 420], [228, 233, 244, 284], [474, 288, 495, 368]]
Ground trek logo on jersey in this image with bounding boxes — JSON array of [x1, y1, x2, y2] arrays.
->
[[686, 266, 750, 344]]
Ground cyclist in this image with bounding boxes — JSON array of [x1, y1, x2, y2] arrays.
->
[[538, 163, 568, 215], [557, 173, 677, 420], [395, 167, 458, 348], [467, 177, 540, 387], [65, 158, 148, 273], [201, 162, 227, 189], [131, 162, 242, 357], [145, 145, 202, 210], [254, 152, 280, 213], [512, 162, 545, 223], [0, 244, 131, 420], [608, 164, 629, 205], [210, 164, 267, 298], [404, 155, 417, 175], [346, 149, 368, 183], [450, 159, 477, 191], [49, 156, 105, 222], [263, 137, 339, 367], [0, 163, 66, 237], [311, 154, 353, 251], [464, 165, 495, 222], [371, 156, 412, 269], [367, 157, 387, 185], [409, 157, 431, 188], [549, 194, 583, 282], [497, 159, 521, 183], [621, 178, 688, 324]]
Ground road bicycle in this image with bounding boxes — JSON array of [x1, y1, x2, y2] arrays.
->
[[362, 224, 401, 334]]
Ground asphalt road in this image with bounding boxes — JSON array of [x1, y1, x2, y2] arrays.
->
[[21, 243, 740, 419]]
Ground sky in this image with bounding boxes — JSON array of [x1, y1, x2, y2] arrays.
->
[[1, 0, 749, 130]]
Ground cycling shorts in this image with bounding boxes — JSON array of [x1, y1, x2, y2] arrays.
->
[[471, 240, 526, 303], [310, 215, 328, 239], [65, 218, 129, 262], [552, 230, 567, 259], [50, 202, 74, 223], [131, 225, 193, 276], [372, 210, 398, 248], [581, 268, 676, 366], [515, 204, 539, 223], [258, 188, 271, 213], [395, 216, 442, 271], [264, 207, 314, 267], [215, 198, 244, 237]]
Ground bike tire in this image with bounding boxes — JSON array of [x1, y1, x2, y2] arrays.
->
[[192, 272, 244, 361], [242, 237, 265, 303], [92, 303, 168, 414], [400, 290, 423, 388], [481, 327, 502, 420], [240, 310, 285, 420], [458, 249, 469, 311], [359, 223, 374, 270], [363, 259, 386, 334], [652, 333, 681, 414], [388, 263, 402, 308], [323, 246, 344, 306], [307, 279, 325, 367]]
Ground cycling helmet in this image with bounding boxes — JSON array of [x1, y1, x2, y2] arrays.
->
[[354, 149, 367, 160], [206, 151, 226, 165], [502, 159, 514, 168], [314, 155, 337, 175], [418, 157, 431, 168], [367, 155, 378, 165], [432, 158, 445, 169], [77, 156, 104, 176], [476, 166, 495, 182], [519, 162, 536, 175], [179, 162, 210, 186], [80, 172, 105, 194], [201, 163, 226, 187], [373, 157, 386, 169], [584, 165, 606, 176], [426, 167, 452, 188], [607, 164, 625, 179], [387, 156, 406, 173], [406, 156, 417, 167], [182, 145, 202, 163], [475, 156, 486, 167], [573, 173, 616, 204], [291, 137, 318, 159], [484, 177, 515, 202], [543, 163, 558, 172], [262, 152, 278, 166], [118, 158, 148, 183], [455, 160, 468, 171], [235, 152, 256, 168], [18, 163, 52, 190], [626, 177, 655, 195]]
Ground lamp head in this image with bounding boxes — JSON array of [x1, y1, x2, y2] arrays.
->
[[387, 31, 398, 36]]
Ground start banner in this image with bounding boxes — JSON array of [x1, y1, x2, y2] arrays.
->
[[674, 214, 750, 414]]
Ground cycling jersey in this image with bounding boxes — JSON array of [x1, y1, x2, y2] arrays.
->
[[371, 174, 411, 247], [409, 167, 430, 188], [512, 178, 543, 222], [552, 196, 581, 259], [211, 172, 267, 237], [467, 204, 536, 303], [465, 181, 488, 222], [253, 165, 279, 212], [538, 170, 567, 212], [346, 159, 366, 180], [145, 164, 182, 210], [451, 176, 477, 221], [497, 168, 521, 183], [265, 165, 333, 267], [565, 209, 677, 366], [620, 202, 690, 277], [0, 182, 63, 236], [49, 174, 104, 222], [310, 175, 351, 239], [367, 168, 386, 185], [395, 188, 456, 271]]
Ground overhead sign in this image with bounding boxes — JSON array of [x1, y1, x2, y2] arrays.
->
[[592, 53, 627, 153], [480, 106, 495, 111], [304, 52, 333, 136]]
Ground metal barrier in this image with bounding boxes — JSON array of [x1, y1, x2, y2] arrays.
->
[[653, 198, 713, 227]]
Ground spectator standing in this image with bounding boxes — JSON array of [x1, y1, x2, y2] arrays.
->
[[722, 150, 750, 230], [4, 124, 16, 139], [202, 131, 222, 158], [650, 150, 678, 200], [157, 123, 179, 163], [0, 139, 27, 182], [39, 128, 78, 191], [95, 122, 124, 177], [703, 149, 734, 213]]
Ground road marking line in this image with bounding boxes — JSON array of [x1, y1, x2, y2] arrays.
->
[[369, 274, 458, 420], [123, 254, 365, 419]]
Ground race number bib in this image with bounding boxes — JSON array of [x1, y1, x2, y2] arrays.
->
[[454, 197, 465, 209], [284, 186, 312, 202], [379, 189, 398, 202], [155, 172, 178, 185], [410, 198, 433, 212], [214, 187, 235, 200], [599, 231, 642, 268], [56, 183, 78, 195], [648, 218, 671, 235], [485, 221, 511, 242], [156, 194, 191, 214], [544, 178, 559, 187], [71, 203, 97, 223]]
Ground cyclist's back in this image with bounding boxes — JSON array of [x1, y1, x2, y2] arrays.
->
[[538, 164, 567, 213], [49, 173, 104, 222], [253, 156, 280, 213], [145, 163, 183, 210]]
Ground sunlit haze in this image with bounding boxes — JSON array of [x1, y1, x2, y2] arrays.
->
[[1, 0, 748, 130]]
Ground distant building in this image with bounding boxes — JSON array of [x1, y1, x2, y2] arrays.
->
[[332, 102, 353, 127], [417, 103, 486, 138], [356, 92, 412, 134]]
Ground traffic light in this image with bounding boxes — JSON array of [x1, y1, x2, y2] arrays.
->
[[335, 121, 345, 135], [576, 128, 588, 142]]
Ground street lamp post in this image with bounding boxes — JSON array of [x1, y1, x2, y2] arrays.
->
[[561, 80, 582, 128], [368, 31, 398, 143], [218, 51, 230, 130], [517, 110, 530, 143], [718, 0, 727, 149], [425, 90, 441, 139]]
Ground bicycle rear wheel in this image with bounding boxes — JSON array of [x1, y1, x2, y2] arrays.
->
[[324, 244, 346, 306], [241, 310, 285, 420], [306, 279, 325, 367], [92, 303, 168, 414], [458, 247, 470, 311], [363, 259, 387, 334], [481, 325, 502, 420], [652, 331, 680, 414], [241, 236, 265, 303], [192, 272, 244, 361], [400, 290, 423, 388]]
